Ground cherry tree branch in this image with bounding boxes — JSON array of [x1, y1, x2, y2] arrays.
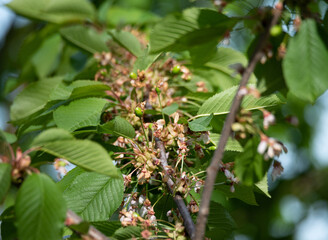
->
[[194, 5, 283, 240], [155, 138, 195, 239], [66, 209, 110, 240]]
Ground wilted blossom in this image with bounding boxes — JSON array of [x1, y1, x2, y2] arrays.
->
[[224, 169, 239, 184], [167, 210, 174, 222], [187, 200, 199, 213], [257, 135, 287, 160], [262, 110, 275, 129], [119, 196, 157, 227], [272, 160, 284, 181], [141, 230, 152, 239], [197, 132, 210, 144]]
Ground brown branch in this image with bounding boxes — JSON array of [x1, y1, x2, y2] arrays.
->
[[155, 138, 196, 239], [194, 5, 283, 240], [66, 209, 110, 240]]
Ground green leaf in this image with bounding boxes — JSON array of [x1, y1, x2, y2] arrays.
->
[[7, 0, 95, 24], [108, 30, 143, 57], [150, 8, 236, 53], [214, 171, 257, 205], [133, 47, 161, 72], [234, 139, 270, 186], [98, 116, 136, 139], [214, 185, 257, 206], [113, 226, 141, 240], [206, 202, 236, 239], [0, 163, 12, 203], [1, 206, 17, 240], [106, 7, 160, 26], [37, 139, 118, 177], [197, 86, 284, 117], [57, 166, 85, 191], [254, 174, 271, 198], [15, 174, 66, 240], [210, 133, 243, 152], [69, 82, 111, 99], [162, 103, 179, 116], [60, 168, 124, 221], [32, 128, 74, 146], [283, 19, 328, 103], [31, 34, 61, 78], [188, 114, 213, 132], [10, 77, 62, 123], [60, 25, 110, 54], [0, 129, 17, 144], [91, 221, 122, 237], [49, 80, 111, 101], [189, 40, 218, 66], [54, 98, 108, 132], [186, 92, 215, 102]]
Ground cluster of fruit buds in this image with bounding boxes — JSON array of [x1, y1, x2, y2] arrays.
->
[[164, 222, 186, 240], [232, 110, 257, 139], [94, 52, 113, 66], [175, 172, 192, 197], [120, 194, 157, 227], [175, 172, 204, 197], [153, 113, 188, 148], [131, 146, 160, 185], [257, 134, 288, 160], [10, 148, 38, 182]]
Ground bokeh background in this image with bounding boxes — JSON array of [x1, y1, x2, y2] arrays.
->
[[1, 0, 328, 239]]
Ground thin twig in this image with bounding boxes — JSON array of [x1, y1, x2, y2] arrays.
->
[[66, 209, 110, 240], [194, 5, 283, 240], [155, 138, 195, 239]]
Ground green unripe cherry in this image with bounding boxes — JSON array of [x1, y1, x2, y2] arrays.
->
[[270, 25, 282, 37], [135, 107, 143, 117], [171, 65, 181, 74], [129, 72, 138, 80], [155, 87, 161, 95], [133, 212, 140, 218]]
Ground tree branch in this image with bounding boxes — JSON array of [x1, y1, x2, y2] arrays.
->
[[66, 209, 110, 240], [155, 138, 195, 239], [194, 5, 283, 240]]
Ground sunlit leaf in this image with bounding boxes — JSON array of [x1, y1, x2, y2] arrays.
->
[[98, 116, 136, 139], [197, 86, 284, 117], [108, 30, 143, 57], [60, 167, 124, 221], [7, 0, 95, 23], [54, 98, 108, 132], [15, 174, 66, 240], [188, 114, 213, 132], [10, 77, 62, 124], [283, 19, 328, 103], [210, 133, 243, 152], [60, 25, 110, 54], [150, 8, 236, 53]]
